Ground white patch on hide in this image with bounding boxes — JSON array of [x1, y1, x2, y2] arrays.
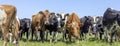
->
[[13, 39, 17, 44], [57, 17, 61, 21], [9, 33, 13, 43], [16, 16, 20, 26], [72, 22, 76, 25], [0, 8, 7, 25], [93, 16, 96, 23], [61, 13, 65, 19]]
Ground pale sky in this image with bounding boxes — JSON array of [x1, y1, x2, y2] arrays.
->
[[0, 0, 120, 19]]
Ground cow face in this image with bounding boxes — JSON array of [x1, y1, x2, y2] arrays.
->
[[44, 10, 50, 25], [69, 22, 80, 37], [56, 13, 62, 28], [49, 13, 57, 25], [24, 19, 31, 28], [61, 13, 69, 27], [61, 13, 65, 20]]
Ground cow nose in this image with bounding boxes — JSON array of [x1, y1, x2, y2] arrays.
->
[[93, 24, 96, 27], [45, 21, 49, 25], [58, 26, 61, 28], [62, 19, 65, 21]]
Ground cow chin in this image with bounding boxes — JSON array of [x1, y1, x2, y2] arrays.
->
[[73, 28, 79, 37], [44, 21, 49, 25], [38, 26, 41, 29]]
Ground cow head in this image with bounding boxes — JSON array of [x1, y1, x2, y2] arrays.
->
[[49, 12, 57, 25], [24, 18, 31, 28], [68, 21, 80, 37], [60, 13, 69, 27], [56, 13, 62, 28], [44, 10, 50, 25]]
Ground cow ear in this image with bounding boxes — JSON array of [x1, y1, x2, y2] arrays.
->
[[50, 12, 55, 15], [39, 11, 43, 14], [57, 13, 60, 16], [65, 13, 69, 16], [117, 14, 119, 17], [32, 15, 35, 17], [45, 10, 49, 12], [39, 11, 45, 16]]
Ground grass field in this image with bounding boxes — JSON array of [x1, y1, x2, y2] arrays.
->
[[0, 34, 120, 46]]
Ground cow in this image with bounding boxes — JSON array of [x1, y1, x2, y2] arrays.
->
[[56, 13, 69, 42], [65, 12, 82, 43], [89, 16, 104, 40], [0, 5, 19, 46], [103, 8, 120, 43], [45, 12, 61, 43], [19, 18, 31, 40], [80, 16, 93, 40], [31, 11, 45, 42]]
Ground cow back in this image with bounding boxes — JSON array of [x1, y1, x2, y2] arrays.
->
[[0, 5, 16, 28]]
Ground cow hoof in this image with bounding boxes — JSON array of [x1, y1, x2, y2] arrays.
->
[[54, 40, 57, 43], [76, 41, 79, 43], [50, 40, 52, 43], [13, 40, 16, 44], [62, 40, 65, 42]]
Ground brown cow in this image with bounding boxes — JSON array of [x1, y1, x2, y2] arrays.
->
[[66, 12, 82, 43], [31, 11, 45, 42], [0, 5, 19, 46]]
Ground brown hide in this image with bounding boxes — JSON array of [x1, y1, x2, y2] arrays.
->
[[66, 13, 82, 27], [31, 11, 45, 31], [0, 5, 19, 46], [1, 5, 16, 28], [66, 13, 82, 42]]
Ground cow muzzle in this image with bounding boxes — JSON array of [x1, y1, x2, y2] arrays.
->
[[45, 21, 49, 25]]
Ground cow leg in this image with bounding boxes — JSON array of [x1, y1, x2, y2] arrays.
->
[[110, 33, 114, 44], [20, 32, 22, 40], [31, 29, 34, 40], [80, 31, 85, 40], [35, 27, 39, 41], [75, 36, 79, 43], [54, 31, 58, 43], [2, 25, 9, 46], [95, 30, 99, 39], [50, 31, 53, 43], [112, 30, 117, 42], [99, 33, 102, 40], [40, 31, 45, 43], [26, 30, 29, 40], [18, 30, 22, 40], [35, 31, 39, 41], [62, 30, 66, 42], [12, 24, 19, 46], [68, 34, 72, 42], [104, 31, 110, 42], [99, 28, 104, 40], [3, 34, 8, 46], [9, 32, 13, 43], [3, 33, 8, 46], [45, 30, 48, 40]]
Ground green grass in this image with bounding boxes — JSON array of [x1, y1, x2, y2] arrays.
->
[[0, 33, 120, 46]]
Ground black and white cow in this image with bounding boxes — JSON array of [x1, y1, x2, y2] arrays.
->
[[103, 7, 120, 43], [45, 13, 60, 43], [80, 16, 93, 40], [19, 18, 31, 40], [91, 16, 104, 40], [56, 13, 69, 42]]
